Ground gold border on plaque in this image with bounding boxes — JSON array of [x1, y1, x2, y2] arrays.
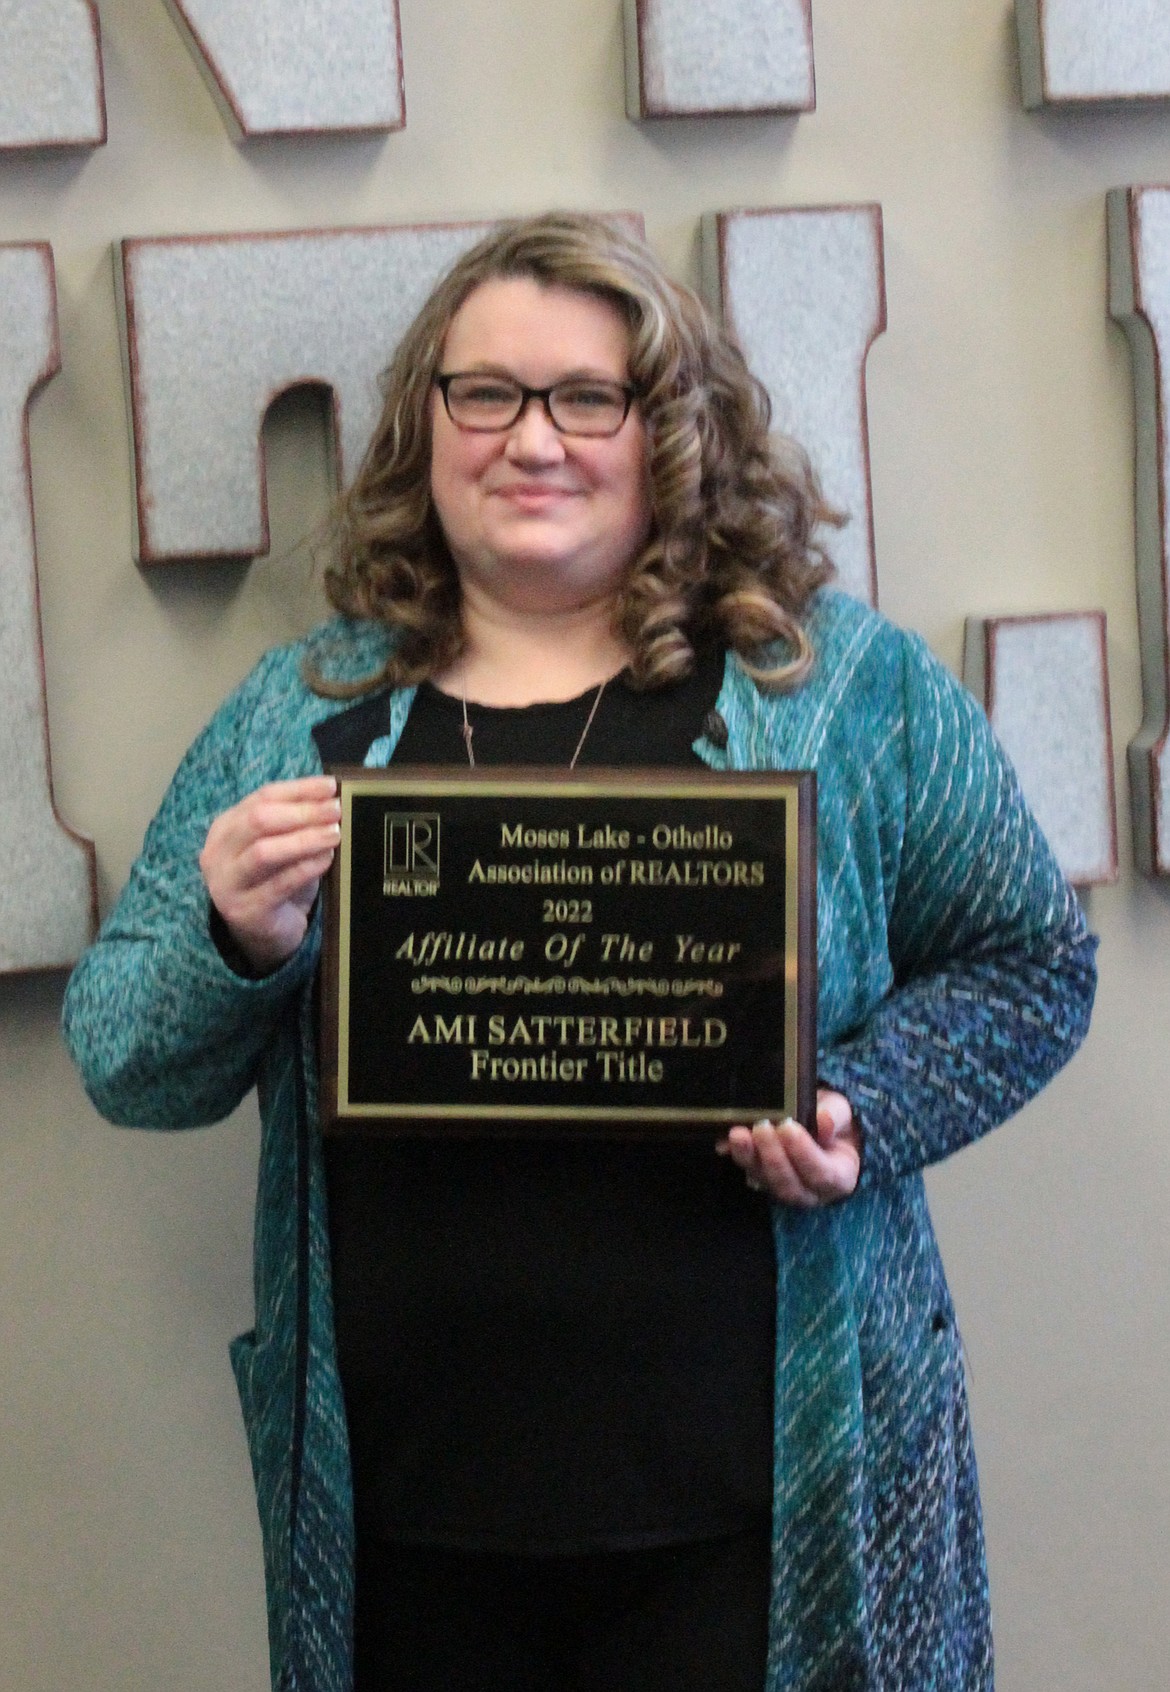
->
[[330, 771, 811, 1129]]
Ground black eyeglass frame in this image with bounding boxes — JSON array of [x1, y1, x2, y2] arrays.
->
[[434, 372, 639, 437]]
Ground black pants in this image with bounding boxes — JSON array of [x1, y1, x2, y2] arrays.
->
[[353, 1522, 773, 1692]]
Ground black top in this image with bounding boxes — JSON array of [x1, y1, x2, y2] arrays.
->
[[318, 654, 778, 1553]]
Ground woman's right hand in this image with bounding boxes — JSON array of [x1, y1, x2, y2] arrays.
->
[[199, 776, 342, 975]]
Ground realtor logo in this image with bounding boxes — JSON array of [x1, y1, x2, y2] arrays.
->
[[383, 812, 441, 896]]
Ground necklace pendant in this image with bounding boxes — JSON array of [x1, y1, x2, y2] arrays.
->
[[458, 665, 607, 769]]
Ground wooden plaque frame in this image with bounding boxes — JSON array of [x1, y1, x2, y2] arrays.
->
[[320, 766, 816, 1136]]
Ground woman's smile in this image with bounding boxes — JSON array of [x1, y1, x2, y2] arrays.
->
[[491, 479, 581, 506]]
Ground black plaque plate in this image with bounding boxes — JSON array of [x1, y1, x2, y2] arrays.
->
[[320, 767, 816, 1135]]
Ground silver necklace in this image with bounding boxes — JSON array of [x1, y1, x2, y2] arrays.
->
[[459, 666, 608, 769]]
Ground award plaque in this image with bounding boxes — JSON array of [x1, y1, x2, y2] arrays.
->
[[320, 767, 816, 1136]]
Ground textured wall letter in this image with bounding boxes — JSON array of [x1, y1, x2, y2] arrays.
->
[[703, 205, 886, 604], [964, 612, 1118, 887], [163, 0, 404, 137], [1109, 186, 1170, 876], [0, 245, 97, 972], [1017, 0, 1170, 107], [117, 223, 492, 564], [624, 0, 814, 117], [0, 0, 105, 150]]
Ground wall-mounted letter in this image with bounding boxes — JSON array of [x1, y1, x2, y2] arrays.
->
[[0, 0, 105, 150], [163, 0, 404, 137], [1017, 0, 1170, 107], [963, 612, 1118, 887], [0, 245, 97, 972], [702, 205, 886, 605], [1108, 185, 1170, 876], [117, 223, 494, 564], [624, 0, 814, 117]]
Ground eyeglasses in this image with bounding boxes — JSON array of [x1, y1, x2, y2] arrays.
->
[[434, 372, 638, 437]]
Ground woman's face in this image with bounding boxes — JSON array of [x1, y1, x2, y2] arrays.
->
[[429, 277, 652, 617]]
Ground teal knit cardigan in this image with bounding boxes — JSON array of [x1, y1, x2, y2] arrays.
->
[[63, 590, 1096, 1692]]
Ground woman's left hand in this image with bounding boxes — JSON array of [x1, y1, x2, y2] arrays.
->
[[717, 1089, 861, 1207]]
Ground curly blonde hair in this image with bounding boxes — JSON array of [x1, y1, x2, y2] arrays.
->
[[315, 211, 837, 697]]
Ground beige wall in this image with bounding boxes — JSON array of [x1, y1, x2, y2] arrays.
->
[[2, 1, 1167, 1686]]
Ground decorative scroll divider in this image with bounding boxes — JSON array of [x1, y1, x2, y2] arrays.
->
[[0, 244, 96, 973], [702, 204, 886, 605]]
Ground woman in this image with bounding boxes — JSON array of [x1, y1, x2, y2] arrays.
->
[[63, 213, 1096, 1692]]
